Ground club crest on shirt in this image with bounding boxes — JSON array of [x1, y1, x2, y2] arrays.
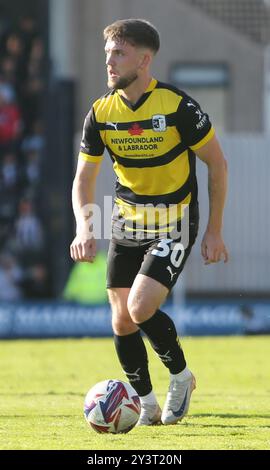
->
[[152, 114, 166, 132]]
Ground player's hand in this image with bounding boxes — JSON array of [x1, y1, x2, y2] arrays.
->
[[70, 235, 97, 263], [201, 231, 229, 265]]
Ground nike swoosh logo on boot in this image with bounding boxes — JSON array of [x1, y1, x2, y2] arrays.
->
[[172, 389, 188, 417]]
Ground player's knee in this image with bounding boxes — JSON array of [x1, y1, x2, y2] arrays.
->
[[111, 312, 136, 336], [127, 298, 155, 324]]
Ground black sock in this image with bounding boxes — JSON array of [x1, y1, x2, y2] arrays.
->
[[138, 310, 186, 374], [114, 330, 152, 396]]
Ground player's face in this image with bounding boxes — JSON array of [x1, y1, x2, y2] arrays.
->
[[105, 39, 143, 90]]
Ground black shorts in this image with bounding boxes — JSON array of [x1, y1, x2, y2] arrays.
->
[[107, 210, 199, 291]]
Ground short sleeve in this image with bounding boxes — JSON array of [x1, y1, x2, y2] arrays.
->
[[79, 107, 105, 163], [176, 95, 215, 151]]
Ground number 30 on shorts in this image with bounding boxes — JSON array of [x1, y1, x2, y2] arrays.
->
[[151, 239, 185, 268]]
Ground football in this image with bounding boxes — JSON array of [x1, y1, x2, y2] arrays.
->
[[84, 379, 141, 433]]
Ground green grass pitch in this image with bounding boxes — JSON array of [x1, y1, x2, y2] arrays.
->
[[0, 336, 269, 450]]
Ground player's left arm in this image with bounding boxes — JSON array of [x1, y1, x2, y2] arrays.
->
[[196, 135, 229, 265]]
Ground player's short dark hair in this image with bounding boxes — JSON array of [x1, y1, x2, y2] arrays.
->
[[103, 19, 160, 54]]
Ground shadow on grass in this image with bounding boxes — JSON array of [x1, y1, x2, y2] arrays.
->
[[192, 413, 270, 419], [185, 422, 270, 429]]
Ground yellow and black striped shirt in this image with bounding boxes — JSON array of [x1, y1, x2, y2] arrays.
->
[[79, 78, 214, 235]]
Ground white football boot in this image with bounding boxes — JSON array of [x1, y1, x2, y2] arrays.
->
[[136, 403, 162, 426], [161, 368, 196, 425]]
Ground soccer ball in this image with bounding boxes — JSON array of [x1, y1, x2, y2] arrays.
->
[[84, 379, 141, 434]]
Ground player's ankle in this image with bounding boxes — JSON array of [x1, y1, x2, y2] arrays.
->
[[140, 390, 158, 406], [170, 366, 191, 382]]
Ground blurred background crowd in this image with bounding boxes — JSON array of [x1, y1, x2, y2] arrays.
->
[[0, 12, 48, 300]]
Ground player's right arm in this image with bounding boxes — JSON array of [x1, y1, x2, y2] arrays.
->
[[70, 105, 105, 263], [70, 159, 102, 262]]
